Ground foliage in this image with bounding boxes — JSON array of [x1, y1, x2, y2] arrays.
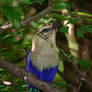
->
[[60, 26, 69, 34], [53, 1, 71, 11], [0, 0, 92, 91], [70, 55, 90, 69], [0, 69, 29, 92], [22, 0, 45, 5], [77, 25, 92, 38], [2, 5, 24, 29]]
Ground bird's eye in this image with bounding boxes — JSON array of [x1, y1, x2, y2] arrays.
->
[[42, 29, 48, 33], [41, 28, 52, 33]]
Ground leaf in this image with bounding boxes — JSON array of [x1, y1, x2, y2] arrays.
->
[[2, 5, 24, 30], [60, 26, 69, 34], [21, 0, 30, 4], [2, 36, 15, 41], [77, 25, 92, 38], [22, 0, 45, 5], [0, 48, 8, 51], [52, 13, 67, 21], [21, 0, 37, 5], [39, 18, 48, 24], [23, 40, 31, 45], [65, 18, 80, 25], [0, 52, 12, 57], [76, 12, 92, 17], [2, 33, 16, 39], [77, 31, 84, 38], [77, 59, 89, 69], [81, 17, 92, 23], [37, 0, 45, 5], [71, 55, 90, 69], [17, 31, 23, 37], [53, 1, 71, 11], [0, 0, 13, 5]]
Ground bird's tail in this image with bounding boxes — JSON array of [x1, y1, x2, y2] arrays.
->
[[30, 88, 40, 92]]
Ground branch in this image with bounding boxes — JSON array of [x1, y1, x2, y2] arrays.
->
[[0, 0, 53, 31], [0, 57, 62, 92], [59, 48, 92, 91]]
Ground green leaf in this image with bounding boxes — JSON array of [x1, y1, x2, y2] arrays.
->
[[77, 31, 84, 38], [76, 12, 92, 17], [0, 48, 8, 51], [65, 18, 80, 25], [21, 0, 36, 4], [37, 0, 45, 5], [2, 33, 16, 39], [77, 25, 92, 38], [2, 36, 15, 41], [81, 17, 92, 23], [22, 0, 45, 5], [52, 13, 67, 21], [21, 0, 30, 4], [71, 55, 90, 69], [17, 32, 23, 37], [60, 26, 69, 34], [0, 52, 12, 57], [23, 40, 31, 45], [53, 1, 71, 11], [0, 0, 13, 5], [77, 59, 89, 69], [2, 5, 24, 30]]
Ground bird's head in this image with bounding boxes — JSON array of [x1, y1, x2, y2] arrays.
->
[[37, 22, 58, 36]]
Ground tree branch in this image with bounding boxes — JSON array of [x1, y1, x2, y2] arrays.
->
[[0, 57, 63, 92], [0, 0, 53, 31], [59, 48, 92, 91]]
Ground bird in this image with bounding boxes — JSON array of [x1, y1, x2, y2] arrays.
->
[[26, 23, 59, 92]]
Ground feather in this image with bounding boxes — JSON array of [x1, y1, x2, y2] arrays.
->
[[26, 26, 59, 92], [27, 50, 58, 88]]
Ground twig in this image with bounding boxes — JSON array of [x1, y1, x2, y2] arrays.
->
[[78, 70, 88, 91], [60, 48, 71, 62], [59, 48, 92, 91]]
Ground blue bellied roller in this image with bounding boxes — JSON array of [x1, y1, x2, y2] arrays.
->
[[27, 24, 59, 92]]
